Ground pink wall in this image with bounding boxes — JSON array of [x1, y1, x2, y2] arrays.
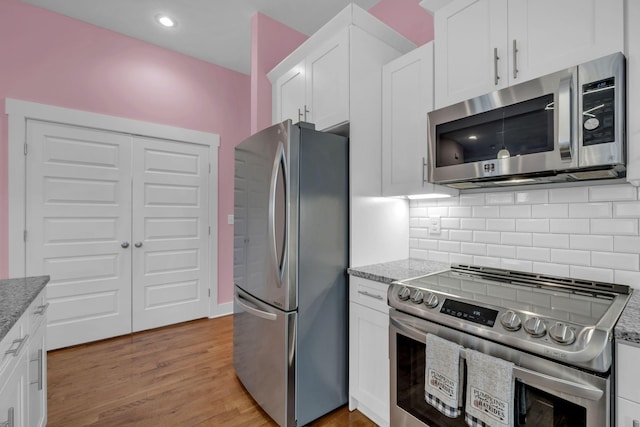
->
[[251, 13, 307, 134], [369, 0, 435, 46], [0, 0, 250, 304]]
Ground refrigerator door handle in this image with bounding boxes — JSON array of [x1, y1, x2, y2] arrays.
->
[[268, 142, 288, 287], [235, 294, 278, 321]]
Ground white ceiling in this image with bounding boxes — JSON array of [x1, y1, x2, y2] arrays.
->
[[21, 0, 382, 75]]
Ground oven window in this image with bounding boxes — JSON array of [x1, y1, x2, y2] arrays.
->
[[396, 334, 588, 427], [435, 94, 555, 167]]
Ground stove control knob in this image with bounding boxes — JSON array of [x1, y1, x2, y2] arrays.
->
[[549, 322, 576, 345], [424, 293, 439, 309], [500, 310, 522, 331], [411, 290, 424, 304], [397, 287, 411, 301], [524, 317, 547, 338]]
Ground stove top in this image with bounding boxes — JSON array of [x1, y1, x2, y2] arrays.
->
[[388, 264, 632, 372]]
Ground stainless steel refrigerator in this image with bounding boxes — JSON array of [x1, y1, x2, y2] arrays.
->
[[233, 120, 348, 427]]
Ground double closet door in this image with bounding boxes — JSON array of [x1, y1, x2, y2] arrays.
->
[[25, 120, 211, 350]]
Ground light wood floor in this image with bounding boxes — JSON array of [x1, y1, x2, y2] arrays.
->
[[47, 316, 376, 427]]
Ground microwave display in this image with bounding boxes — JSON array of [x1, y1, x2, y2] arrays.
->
[[435, 94, 554, 167], [582, 77, 615, 146]]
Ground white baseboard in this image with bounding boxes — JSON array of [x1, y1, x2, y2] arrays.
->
[[210, 301, 233, 318]]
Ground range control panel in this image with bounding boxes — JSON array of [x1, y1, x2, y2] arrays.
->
[[440, 299, 498, 327]]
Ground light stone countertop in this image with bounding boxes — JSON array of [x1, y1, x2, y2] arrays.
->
[[347, 258, 450, 284], [0, 276, 49, 342], [615, 289, 640, 345]]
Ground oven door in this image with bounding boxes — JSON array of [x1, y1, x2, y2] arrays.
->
[[390, 310, 610, 427]]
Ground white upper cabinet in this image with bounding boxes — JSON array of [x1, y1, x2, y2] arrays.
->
[[273, 30, 349, 130], [625, 0, 640, 186], [434, 0, 624, 109], [382, 42, 458, 197]]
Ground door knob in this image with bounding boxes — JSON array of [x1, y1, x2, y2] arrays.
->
[[134, 242, 143, 248], [121, 242, 130, 248]]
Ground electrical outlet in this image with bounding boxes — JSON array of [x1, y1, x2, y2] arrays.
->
[[429, 217, 441, 234], [228, 214, 234, 225]]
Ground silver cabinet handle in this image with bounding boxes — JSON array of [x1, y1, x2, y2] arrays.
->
[[121, 241, 130, 248], [512, 40, 518, 79], [422, 157, 427, 185], [494, 47, 500, 85], [633, 420, 639, 427], [134, 242, 143, 248], [0, 407, 14, 427], [5, 335, 28, 357], [304, 105, 309, 121], [357, 290, 384, 300], [298, 108, 303, 122], [34, 302, 49, 316], [30, 349, 44, 390]]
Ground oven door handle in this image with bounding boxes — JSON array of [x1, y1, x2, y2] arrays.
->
[[391, 317, 604, 402]]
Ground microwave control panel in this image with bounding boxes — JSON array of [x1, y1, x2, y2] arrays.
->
[[582, 77, 615, 146]]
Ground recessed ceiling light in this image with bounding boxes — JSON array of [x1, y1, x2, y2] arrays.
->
[[156, 14, 176, 28]]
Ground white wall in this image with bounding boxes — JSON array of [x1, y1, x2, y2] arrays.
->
[[409, 183, 640, 289]]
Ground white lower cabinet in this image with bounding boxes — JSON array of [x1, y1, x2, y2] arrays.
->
[[0, 288, 47, 427], [616, 342, 640, 426], [349, 277, 390, 427]]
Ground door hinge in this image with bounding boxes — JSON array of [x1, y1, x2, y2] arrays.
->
[[24, 143, 28, 156], [23, 230, 27, 242], [208, 226, 211, 235], [209, 163, 211, 174], [208, 289, 211, 297]]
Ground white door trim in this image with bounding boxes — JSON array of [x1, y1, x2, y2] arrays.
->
[[5, 98, 221, 317]]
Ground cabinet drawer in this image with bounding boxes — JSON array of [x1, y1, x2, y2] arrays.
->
[[28, 288, 48, 334], [617, 342, 640, 402], [349, 277, 389, 313], [0, 316, 27, 382], [617, 397, 640, 427]]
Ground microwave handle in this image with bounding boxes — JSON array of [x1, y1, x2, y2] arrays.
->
[[558, 76, 573, 161]]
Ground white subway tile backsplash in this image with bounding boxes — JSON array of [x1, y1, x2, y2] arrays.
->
[[591, 252, 639, 271], [409, 184, 640, 284], [500, 205, 531, 218], [568, 203, 611, 218], [460, 218, 486, 230], [517, 247, 550, 262], [589, 184, 637, 201], [450, 230, 474, 242], [515, 189, 549, 204], [487, 245, 516, 258], [549, 187, 589, 204], [460, 193, 486, 206], [449, 206, 472, 217], [472, 206, 500, 218], [531, 204, 568, 218], [569, 265, 614, 283], [501, 232, 532, 246], [486, 192, 515, 205], [461, 242, 487, 256], [550, 249, 590, 266], [614, 202, 640, 217], [473, 231, 501, 244], [516, 219, 549, 233], [532, 233, 569, 249], [550, 219, 590, 234], [591, 219, 639, 235], [487, 219, 516, 232], [570, 235, 613, 251], [614, 236, 640, 253]]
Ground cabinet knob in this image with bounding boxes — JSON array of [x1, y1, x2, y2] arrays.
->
[[134, 241, 143, 248], [121, 241, 130, 248]]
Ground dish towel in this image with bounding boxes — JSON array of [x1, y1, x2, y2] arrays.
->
[[424, 333, 462, 418], [465, 349, 515, 427]]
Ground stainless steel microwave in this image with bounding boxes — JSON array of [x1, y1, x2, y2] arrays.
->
[[427, 52, 626, 189]]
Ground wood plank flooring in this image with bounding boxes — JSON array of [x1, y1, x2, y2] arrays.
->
[[47, 315, 377, 427]]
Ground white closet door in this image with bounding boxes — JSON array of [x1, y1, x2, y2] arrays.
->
[[25, 120, 133, 350], [131, 136, 210, 332]]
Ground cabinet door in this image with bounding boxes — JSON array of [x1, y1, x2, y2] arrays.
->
[[434, 0, 508, 109], [617, 343, 640, 402], [0, 350, 28, 427], [306, 29, 349, 130], [349, 302, 390, 426], [625, 0, 640, 186], [508, 0, 623, 84], [617, 397, 640, 427], [274, 62, 306, 125], [28, 321, 47, 427]]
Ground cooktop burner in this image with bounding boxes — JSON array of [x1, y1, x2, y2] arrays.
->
[[388, 264, 632, 373]]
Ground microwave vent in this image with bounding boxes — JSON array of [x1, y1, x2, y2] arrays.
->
[[448, 182, 482, 189], [568, 170, 619, 180]]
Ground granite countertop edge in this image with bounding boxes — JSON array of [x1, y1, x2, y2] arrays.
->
[[347, 258, 450, 284], [0, 276, 50, 343], [615, 289, 640, 346]]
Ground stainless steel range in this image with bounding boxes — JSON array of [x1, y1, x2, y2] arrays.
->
[[388, 264, 632, 427]]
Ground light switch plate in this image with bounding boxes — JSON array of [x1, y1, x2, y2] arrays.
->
[[228, 214, 234, 225], [429, 217, 441, 234]]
